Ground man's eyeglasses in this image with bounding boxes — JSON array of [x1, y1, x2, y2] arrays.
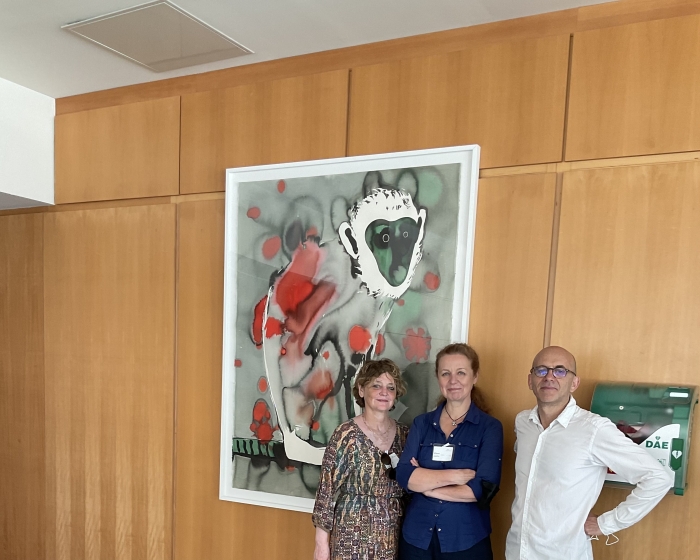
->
[[380, 453, 396, 480], [530, 365, 576, 378]]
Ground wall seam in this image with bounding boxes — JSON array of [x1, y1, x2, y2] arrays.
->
[[345, 69, 353, 157], [543, 173, 563, 347], [170, 204, 180, 560]]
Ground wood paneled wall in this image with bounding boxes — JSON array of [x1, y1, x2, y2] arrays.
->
[[5, 1, 700, 559], [43, 206, 176, 560], [54, 98, 180, 203], [348, 35, 570, 167], [0, 214, 45, 560], [180, 71, 349, 194]]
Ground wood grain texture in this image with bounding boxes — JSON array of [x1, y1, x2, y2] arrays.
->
[[551, 162, 700, 559], [55, 1, 700, 115], [468, 174, 556, 560], [55, 97, 180, 203], [348, 35, 570, 168], [43, 205, 176, 560], [180, 70, 348, 194], [577, 0, 700, 31], [567, 14, 700, 160], [0, 214, 45, 560], [174, 200, 315, 559]]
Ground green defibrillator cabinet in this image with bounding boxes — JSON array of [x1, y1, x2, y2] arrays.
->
[[591, 383, 698, 496]]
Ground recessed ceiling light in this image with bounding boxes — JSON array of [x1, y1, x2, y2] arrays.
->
[[62, 0, 253, 72]]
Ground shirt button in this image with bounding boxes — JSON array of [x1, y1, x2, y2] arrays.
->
[[435, 514, 438, 517], [449, 434, 453, 438], [439, 501, 443, 504], [438, 528, 442, 532], [429, 528, 433, 531]]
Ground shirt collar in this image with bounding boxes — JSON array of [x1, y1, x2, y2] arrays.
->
[[528, 396, 578, 428], [430, 401, 482, 427]]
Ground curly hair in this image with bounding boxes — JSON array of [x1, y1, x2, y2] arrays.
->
[[435, 343, 489, 413], [352, 359, 407, 408]]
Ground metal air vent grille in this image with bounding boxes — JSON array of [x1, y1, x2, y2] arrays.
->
[[63, 1, 252, 72]]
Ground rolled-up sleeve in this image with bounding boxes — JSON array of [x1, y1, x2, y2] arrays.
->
[[396, 417, 423, 491], [466, 416, 504, 500], [591, 420, 673, 535]]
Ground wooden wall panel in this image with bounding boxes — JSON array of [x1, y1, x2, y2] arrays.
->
[[567, 14, 700, 161], [55, 97, 180, 204], [174, 200, 315, 559], [0, 214, 45, 560], [348, 35, 570, 168], [468, 173, 556, 559], [551, 162, 700, 559], [180, 71, 349, 194], [43, 205, 176, 560]]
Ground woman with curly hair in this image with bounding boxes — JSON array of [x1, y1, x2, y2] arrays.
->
[[312, 358, 409, 560]]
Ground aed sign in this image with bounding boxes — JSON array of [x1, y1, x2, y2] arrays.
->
[[606, 424, 679, 484]]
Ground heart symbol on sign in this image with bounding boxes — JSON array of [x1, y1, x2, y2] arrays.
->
[[672, 450, 683, 459]]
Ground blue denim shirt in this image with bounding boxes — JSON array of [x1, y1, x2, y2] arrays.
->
[[396, 402, 503, 552]]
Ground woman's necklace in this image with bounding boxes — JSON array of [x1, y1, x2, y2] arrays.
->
[[362, 413, 394, 440], [444, 405, 469, 426]]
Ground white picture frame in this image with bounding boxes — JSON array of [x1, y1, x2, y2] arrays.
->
[[220, 145, 480, 512]]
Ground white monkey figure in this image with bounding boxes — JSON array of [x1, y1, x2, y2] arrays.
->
[[254, 171, 427, 465]]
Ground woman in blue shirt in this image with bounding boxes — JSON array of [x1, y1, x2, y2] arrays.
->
[[396, 343, 503, 560]]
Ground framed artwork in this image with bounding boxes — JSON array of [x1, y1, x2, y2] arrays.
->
[[219, 146, 480, 512]]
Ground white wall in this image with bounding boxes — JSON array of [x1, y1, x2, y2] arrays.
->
[[0, 77, 54, 209]]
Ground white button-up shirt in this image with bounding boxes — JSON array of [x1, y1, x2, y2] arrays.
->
[[506, 397, 673, 560]]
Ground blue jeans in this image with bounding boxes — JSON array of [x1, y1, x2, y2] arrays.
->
[[398, 532, 493, 560]]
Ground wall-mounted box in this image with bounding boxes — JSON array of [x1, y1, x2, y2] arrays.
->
[[591, 383, 697, 496]]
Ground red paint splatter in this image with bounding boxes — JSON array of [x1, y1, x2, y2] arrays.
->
[[274, 242, 336, 339], [280, 347, 287, 356], [375, 333, 386, 356], [286, 465, 296, 471], [254, 422, 275, 443], [397, 299, 405, 306], [234, 359, 242, 367], [322, 351, 330, 360], [349, 325, 372, 353], [311, 421, 320, 431], [424, 272, 441, 291], [264, 317, 284, 338], [402, 327, 432, 363], [251, 296, 268, 348], [262, 236, 281, 260], [306, 226, 318, 238], [277, 180, 286, 193], [247, 207, 261, 220], [250, 400, 277, 443], [307, 370, 334, 400], [253, 401, 271, 422], [257, 377, 268, 392]]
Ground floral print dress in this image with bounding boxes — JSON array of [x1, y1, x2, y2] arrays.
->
[[312, 419, 409, 560]]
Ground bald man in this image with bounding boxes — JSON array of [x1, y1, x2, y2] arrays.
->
[[505, 346, 672, 560]]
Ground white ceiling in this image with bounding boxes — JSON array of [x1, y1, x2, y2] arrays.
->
[[0, 0, 609, 99]]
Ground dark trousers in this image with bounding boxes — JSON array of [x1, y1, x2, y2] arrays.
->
[[398, 532, 493, 560]]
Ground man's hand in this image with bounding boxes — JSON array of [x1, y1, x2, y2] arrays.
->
[[584, 515, 603, 537]]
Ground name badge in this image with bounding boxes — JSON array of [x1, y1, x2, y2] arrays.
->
[[432, 444, 454, 462]]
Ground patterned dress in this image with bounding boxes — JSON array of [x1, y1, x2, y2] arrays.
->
[[312, 419, 409, 560]]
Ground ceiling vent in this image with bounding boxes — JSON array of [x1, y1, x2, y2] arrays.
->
[[62, 0, 253, 72]]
